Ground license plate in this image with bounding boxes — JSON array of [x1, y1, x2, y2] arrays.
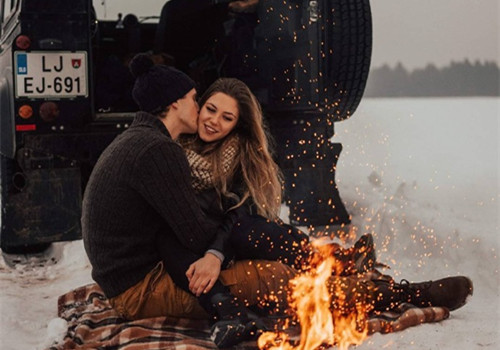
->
[[15, 51, 88, 98]]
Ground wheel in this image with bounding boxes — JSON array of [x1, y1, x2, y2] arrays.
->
[[326, 0, 372, 121], [1, 242, 52, 255], [244, 0, 372, 123], [250, 0, 372, 225]]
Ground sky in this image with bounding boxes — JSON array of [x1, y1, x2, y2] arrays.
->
[[93, 0, 499, 70], [370, 0, 499, 69]]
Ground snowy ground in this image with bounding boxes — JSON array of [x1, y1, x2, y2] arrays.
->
[[334, 98, 499, 349], [1, 98, 498, 350]]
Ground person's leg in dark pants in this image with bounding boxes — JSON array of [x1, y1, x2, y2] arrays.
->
[[229, 214, 380, 275], [229, 214, 312, 271]]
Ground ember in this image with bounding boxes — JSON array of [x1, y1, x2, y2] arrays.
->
[[258, 242, 369, 350]]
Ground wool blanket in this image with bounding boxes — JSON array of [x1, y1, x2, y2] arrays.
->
[[46, 283, 449, 349]]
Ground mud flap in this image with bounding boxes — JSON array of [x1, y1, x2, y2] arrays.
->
[[283, 142, 350, 227], [1, 168, 82, 250], [271, 116, 350, 227]]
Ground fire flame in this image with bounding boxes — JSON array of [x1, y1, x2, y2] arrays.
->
[[258, 242, 369, 350]]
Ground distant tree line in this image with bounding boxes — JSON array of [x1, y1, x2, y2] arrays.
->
[[364, 60, 500, 97]]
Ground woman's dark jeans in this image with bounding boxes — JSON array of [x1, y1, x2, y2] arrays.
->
[[229, 214, 311, 270]]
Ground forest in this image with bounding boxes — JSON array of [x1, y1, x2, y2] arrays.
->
[[364, 59, 500, 97]]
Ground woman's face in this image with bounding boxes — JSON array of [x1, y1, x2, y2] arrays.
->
[[198, 92, 239, 142]]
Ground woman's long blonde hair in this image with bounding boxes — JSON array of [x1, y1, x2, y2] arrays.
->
[[185, 78, 283, 219]]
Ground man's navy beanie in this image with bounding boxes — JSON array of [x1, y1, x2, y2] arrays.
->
[[129, 53, 196, 113]]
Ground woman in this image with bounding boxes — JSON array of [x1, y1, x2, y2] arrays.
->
[[178, 77, 472, 338], [178, 77, 472, 339], [181, 77, 376, 277]]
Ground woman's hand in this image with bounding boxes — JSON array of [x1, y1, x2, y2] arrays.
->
[[186, 253, 222, 296]]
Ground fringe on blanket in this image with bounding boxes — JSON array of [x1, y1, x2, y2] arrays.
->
[[47, 283, 449, 350]]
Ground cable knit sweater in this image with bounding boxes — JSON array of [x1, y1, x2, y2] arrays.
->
[[82, 112, 231, 298]]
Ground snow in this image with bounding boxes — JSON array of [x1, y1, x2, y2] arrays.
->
[[334, 98, 499, 349], [0, 242, 93, 350], [1, 98, 499, 349]]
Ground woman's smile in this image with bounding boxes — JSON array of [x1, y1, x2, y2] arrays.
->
[[203, 123, 218, 135]]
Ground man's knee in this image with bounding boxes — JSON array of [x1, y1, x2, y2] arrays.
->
[[109, 262, 207, 320]]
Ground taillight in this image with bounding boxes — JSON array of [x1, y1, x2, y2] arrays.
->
[[39, 102, 60, 122], [18, 104, 33, 119], [15, 35, 31, 50]]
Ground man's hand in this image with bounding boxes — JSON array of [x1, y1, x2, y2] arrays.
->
[[186, 253, 222, 296]]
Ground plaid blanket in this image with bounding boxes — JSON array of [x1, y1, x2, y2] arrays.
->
[[47, 283, 449, 349]]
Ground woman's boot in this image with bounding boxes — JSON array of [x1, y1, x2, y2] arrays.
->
[[207, 292, 268, 348], [373, 276, 473, 311]]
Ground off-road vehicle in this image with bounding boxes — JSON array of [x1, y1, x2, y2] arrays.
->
[[0, 0, 371, 252]]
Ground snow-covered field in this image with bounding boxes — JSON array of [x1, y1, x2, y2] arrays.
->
[[1, 98, 498, 350], [335, 98, 499, 349]]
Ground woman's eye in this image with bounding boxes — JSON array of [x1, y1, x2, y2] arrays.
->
[[206, 107, 216, 113], [223, 115, 234, 122]]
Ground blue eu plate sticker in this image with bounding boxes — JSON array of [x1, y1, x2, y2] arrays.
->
[[17, 53, 27, 75]]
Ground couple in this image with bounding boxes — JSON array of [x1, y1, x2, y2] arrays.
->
[[82, 53, 473, 348]]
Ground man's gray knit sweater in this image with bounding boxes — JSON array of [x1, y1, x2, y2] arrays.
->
[[82, 112, 228, 298]]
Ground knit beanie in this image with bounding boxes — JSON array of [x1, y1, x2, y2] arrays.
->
[[129, 53, 196, 113]]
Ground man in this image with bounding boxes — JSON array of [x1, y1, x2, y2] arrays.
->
[[82, 53, 273, 348]]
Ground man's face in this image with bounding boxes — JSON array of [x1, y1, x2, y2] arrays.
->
[[177, 88, 199, 134]]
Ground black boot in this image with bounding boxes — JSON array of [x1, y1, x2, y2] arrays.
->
[[208, 293, 268, 348], [374, 276, 473, 311]]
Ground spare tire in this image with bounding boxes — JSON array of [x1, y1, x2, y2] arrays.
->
[[250, 0, 372, 121]]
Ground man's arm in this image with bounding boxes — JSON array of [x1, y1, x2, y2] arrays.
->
[[134, 141, 220, 254], [134, 140, 237, 256], [193, 188, 245, 261]]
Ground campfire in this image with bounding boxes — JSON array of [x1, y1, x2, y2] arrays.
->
[[258, 241, 370, 350]]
